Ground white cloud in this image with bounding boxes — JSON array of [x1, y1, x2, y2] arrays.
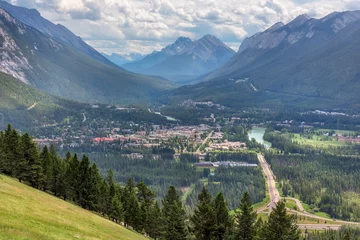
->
[[5, 0, 360, 54]]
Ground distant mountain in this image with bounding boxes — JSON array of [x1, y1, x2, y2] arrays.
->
[[165, 11, 360, 110], [123, 35, 235, 84], [123, 37, 193, 74], [103, 52, 144, 66], [0, 0, 114, 66], [0, 5, 175, 104]]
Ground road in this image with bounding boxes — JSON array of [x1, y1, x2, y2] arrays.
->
[[196, 131, 214, 153], [27, 102, 39, 110], [285, 197, 306, 212], [248, 82, 258, 92], [82, 113, 87, 123], [258, 153, 360, 227], [258, 154, 280, 210], [298, 224, 340, 230]]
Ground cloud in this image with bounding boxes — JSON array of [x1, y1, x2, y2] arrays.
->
[[4, 0, 360, 54]]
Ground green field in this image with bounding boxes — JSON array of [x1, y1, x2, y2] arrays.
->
[[0, 175, 146, 240], [289, 133, 348, 148]]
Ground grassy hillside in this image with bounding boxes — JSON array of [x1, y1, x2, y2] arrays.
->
[[0, 174, 147, 240], [0, 71, 82, 129]]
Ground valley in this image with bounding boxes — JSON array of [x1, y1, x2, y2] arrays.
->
[[1, 1, 360, 239]]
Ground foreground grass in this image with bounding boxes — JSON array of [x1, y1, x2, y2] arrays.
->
[[0, 175, 147, 240]]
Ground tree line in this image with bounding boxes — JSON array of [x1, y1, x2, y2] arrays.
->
[[0, 124, 300, 239]]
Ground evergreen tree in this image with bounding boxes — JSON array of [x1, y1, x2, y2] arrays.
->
[[162, 186, 188, 240], [98, 179, 109, 216], [213, 192, 232, 240], [17, 133, 43, 188], [263, 201, 300, 240], [65, 154, 79, 201], [235, 192, 257, 240], [2, 124, 20, 175], [40, 145, 52, 191], [190, 186, 216, 240], [147, 202, 163, 239], [0, 131, 4, 173], [137, 181, 156, 233], [78, 155, 93, 209]]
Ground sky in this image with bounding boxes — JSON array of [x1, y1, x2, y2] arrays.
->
[[5, 0, 360, 55]]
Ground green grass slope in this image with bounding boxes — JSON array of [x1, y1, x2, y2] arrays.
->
[[0, 174, 147, 240]]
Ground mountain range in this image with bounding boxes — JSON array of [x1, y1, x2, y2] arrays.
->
[[165, 10, 360, 110], [123, 35, 235, 84], [103, 52, 144, 66], [0, 1, 175, 104]]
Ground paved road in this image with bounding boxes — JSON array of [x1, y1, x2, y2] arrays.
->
[[258, 154, 360, 227], [285, 197, 306, 212], [298, 224, 340, 230], [258, 154, 280, 210]]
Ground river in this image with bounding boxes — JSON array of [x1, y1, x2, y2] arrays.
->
[[248, 127, 271, 149]]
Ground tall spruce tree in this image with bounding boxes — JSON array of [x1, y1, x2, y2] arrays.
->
[[65, 153, 79, 201], [263, 201, 300, 240], [17, 133, 43, 188], [137, 181, 156, 233], [40, 145, 52, 191], [162, 186, 188, 240], [213, 192, 232, 240], [190, 186, 216, 240], [3, 125, 20, 175], [0, 131, 4, 173], [235, 192, 257, 240], [147, 202, 163, 239]]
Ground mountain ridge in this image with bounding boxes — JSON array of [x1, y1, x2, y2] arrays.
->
[[164, 10, 360, 110], [0, 0, 115, 67], [123, 35, 235, 84], [0, 3, 175, 104]]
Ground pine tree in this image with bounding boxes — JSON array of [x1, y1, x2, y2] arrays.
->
[[147, 202, 163, 239], [263, 201, 300, 240], [40, 145, 52, 191], [17, 133, 43, 188], [0, 131, 5, 173], [190, 186, 216, 240], [3, 124, 20, 175], [213, 192, 232, 240], [78, 155, 92, 209], [137, 181, 156, 233], [125, 191, 141, 230], [65, 153, 79, 201], [235, 192, 257, 240], [49, 145, 62, 196], [98, 179, 109, 216], [162, 186, 188, 240]]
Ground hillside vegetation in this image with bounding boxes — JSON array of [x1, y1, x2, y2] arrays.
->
[[0, 72, 81, 129], [0, 174, 146, 240]]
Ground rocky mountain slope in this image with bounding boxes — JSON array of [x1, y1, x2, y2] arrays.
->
[[166, 11, 360, 110], [0, 5, 175, 104], [0, 0, 114, 66]]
